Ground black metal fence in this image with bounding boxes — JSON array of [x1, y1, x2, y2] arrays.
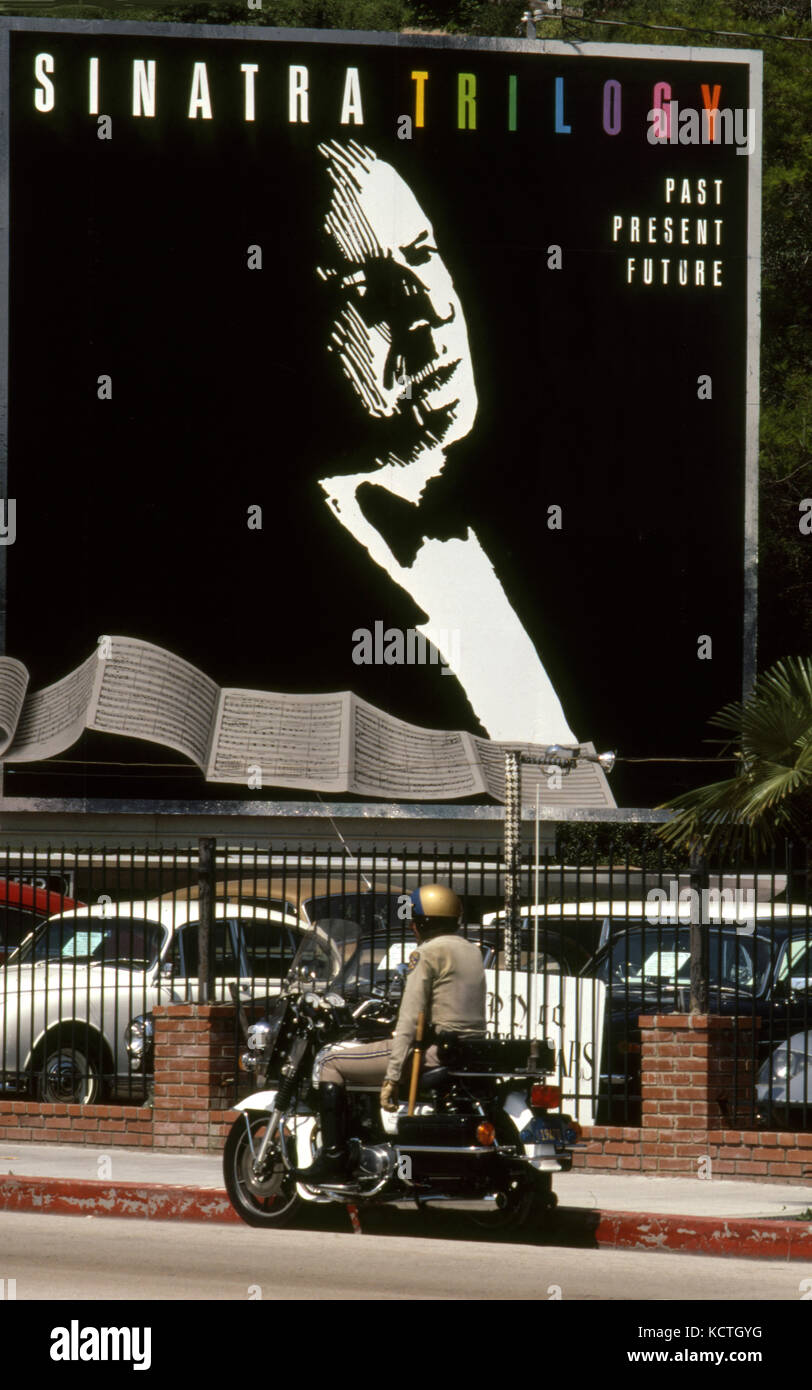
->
[[0, 839, 809, 1129]]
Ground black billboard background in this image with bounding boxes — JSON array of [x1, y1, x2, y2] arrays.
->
[[4, 27, 754, 805]]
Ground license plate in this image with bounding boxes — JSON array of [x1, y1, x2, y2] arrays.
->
[[522, 1116, 561, 1144]]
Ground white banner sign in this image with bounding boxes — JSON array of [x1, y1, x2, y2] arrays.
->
[[485, 971, 606, 1126]]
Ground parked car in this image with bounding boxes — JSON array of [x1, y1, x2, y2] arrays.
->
[[133, 883, 488, 1088], [756, 1031, 812, 1129], [756, 931, 812, 1128], [299, 895, 581, 989], [158, 877, 501, 938], [0, 879, 84, 963], [579, 901, 812, 1123], [479, 905, 601, 975], [0, 898, 306, 1104]]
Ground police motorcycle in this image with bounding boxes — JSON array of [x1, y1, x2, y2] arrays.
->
[[223, 917, 579, 1229]]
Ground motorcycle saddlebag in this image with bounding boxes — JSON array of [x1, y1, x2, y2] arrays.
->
[[436, 1035, 555, 1074], [396, 1114, 482, 1148]]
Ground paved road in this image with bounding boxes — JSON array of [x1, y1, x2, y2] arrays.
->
[[1, 1212, 809, 1301]]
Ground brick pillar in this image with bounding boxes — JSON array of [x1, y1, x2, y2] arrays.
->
[[639, 1014, 758, 1175], [152, 1003, 238, 1150]]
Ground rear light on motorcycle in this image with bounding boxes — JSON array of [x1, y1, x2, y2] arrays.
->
[[530, 1084, 560, 1110], [476, 1122, 496, 1147]]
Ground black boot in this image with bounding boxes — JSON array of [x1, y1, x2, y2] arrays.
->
[[292, 1083, 354, 1184]]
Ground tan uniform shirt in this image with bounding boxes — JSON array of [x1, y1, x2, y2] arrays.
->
[[385, 933, 487, 1083]]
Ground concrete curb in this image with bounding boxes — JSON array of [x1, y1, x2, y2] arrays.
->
[[1, 1174, 811, 1258], [590, 1209, 812, 1261], [0, 1174, 240, 1224]]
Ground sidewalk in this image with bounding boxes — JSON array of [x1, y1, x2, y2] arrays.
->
[[1, 1141, 810, 1258]]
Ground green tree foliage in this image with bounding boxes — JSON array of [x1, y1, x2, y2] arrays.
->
[[148, 1, 411, 28], [555, 819, 686, 873], [9, 1, 410, 22], [656, 655, 812, 854]]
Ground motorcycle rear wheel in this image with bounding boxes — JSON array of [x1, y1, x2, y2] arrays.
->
[[223, 1113, 303, 1229], [469, 1172, 556, 1232]]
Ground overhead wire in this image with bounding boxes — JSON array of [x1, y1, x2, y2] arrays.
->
[[558, 11, 811, 44]]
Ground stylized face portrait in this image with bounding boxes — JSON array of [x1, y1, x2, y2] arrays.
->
[[316, 140, 477, 467], [312, 145, 575, 749]]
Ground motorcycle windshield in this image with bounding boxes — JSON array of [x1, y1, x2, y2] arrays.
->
[[285, 919, 365, 994], [285, 919, 414, 999]]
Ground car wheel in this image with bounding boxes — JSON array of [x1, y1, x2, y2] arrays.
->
[[37, 1044, 103, 1105], [223, 1113, 303, 1228]]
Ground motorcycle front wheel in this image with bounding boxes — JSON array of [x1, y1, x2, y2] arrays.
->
[[223, 1113, 303, 1229]]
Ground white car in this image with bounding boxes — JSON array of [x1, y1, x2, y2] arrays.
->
[[0, 898, 305, 1104], [757, 1030, 812, 1129]]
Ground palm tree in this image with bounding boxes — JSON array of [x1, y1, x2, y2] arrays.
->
[[656, 656, 812, 856]]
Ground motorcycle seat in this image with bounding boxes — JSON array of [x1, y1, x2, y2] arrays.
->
[[418, 1067, 450, 1092]]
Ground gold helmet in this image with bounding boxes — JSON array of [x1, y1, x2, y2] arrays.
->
[[410, 884, 462, 933]]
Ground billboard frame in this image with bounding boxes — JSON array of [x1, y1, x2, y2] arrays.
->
[[0, 19, 762, 818]]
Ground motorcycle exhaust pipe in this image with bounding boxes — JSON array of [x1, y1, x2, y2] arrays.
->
[[414, 1195, 502, 1213]]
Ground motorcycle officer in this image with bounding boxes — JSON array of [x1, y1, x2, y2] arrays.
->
[[293, 883, 487, 1184]]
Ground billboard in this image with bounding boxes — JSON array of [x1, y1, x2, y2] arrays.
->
[[0, 21, 760, 807]]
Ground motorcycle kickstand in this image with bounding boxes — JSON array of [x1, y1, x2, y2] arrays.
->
[[345, 1202, 363, 1234]]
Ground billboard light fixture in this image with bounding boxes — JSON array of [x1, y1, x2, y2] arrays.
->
[[517, 747, 616, 776], [523, 4, 584, 21]]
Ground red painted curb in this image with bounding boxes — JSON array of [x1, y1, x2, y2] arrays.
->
[[2, 1174, 811, 1258], [0, 1174, 240, 1224], [590, 1208, 812, 1261]]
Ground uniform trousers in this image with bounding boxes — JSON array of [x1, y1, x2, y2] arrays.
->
[[316, 1039, 442, 1087]]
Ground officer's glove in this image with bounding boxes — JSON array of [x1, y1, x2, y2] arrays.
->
[[380, 1080, 399, 1112]]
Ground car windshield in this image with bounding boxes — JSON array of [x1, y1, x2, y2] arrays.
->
[[597, 929, 772, 994], [476, 923, 568, 973], [302, 892, 407, 935], [13, 916, 164, 969], [774, 934, 812, 988]]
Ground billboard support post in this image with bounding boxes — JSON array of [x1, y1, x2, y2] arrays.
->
[[529, 782, 542, 1065], [197, 836, 216, 1005], [504, 745, 617, 1029], [504, 752, 521, 1000], [689, 843, 710, 1014]]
